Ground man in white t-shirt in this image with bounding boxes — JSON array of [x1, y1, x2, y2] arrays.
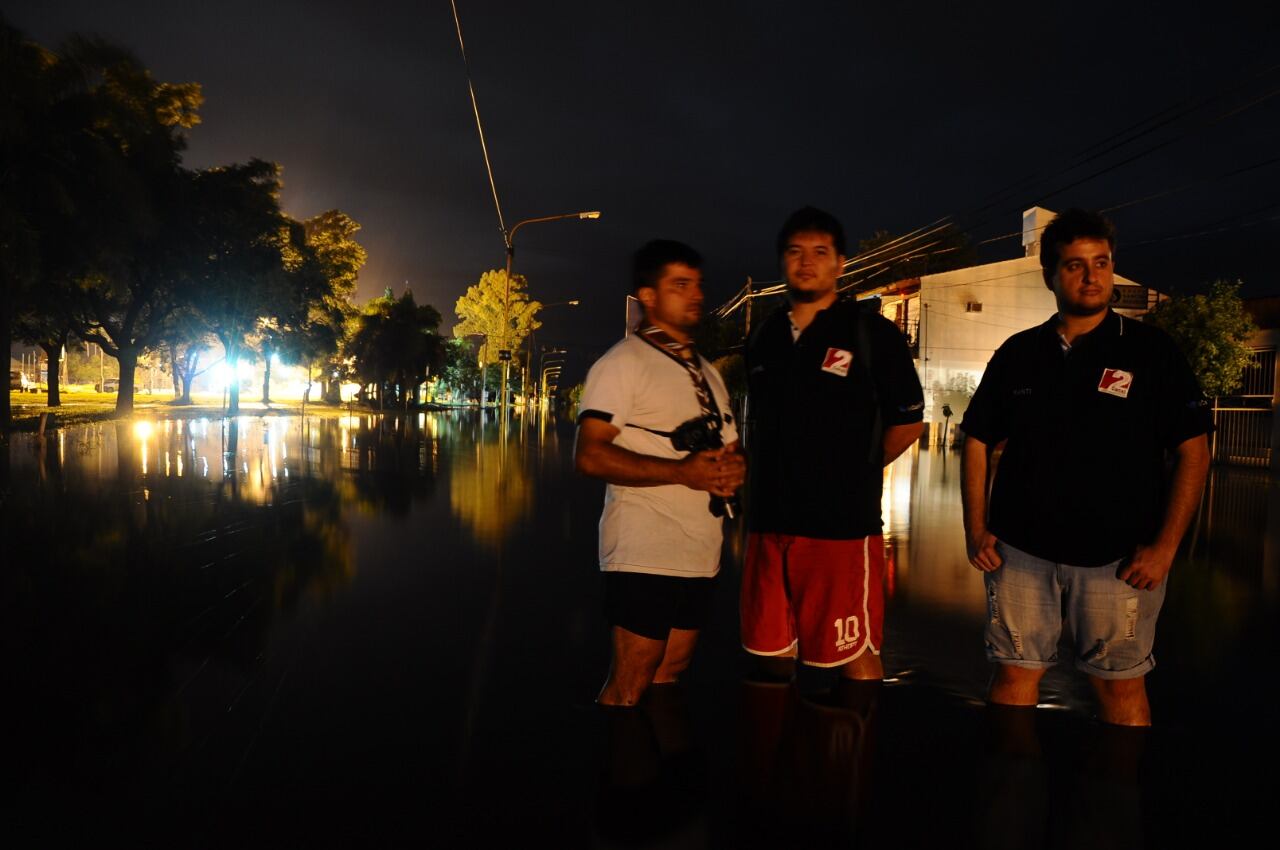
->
[[576, 240, 745, 707]]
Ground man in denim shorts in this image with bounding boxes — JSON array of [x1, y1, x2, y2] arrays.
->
[[961, 209, 1212, 725]]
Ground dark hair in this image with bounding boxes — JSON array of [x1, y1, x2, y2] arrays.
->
[[632, 239, 702, 291], [776, 206, 846, 258], [1039, 209, 1116, 287]]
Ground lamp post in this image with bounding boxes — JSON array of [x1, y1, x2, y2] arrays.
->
[[522, 300, 578, 405], [535, 348, 566, 408], [541, 365, 563, 405], [500, 211, 599, 411]]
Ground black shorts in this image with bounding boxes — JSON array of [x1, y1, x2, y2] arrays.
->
[[603, 571, 719, 640]]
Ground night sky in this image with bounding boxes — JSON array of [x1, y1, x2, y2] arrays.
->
[[10, 0, 1280, 372]]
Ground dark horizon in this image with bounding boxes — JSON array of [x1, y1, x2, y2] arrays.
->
[[9, 0, 1280, 373]]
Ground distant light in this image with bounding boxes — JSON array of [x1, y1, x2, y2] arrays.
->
[[579, 211, 601, 219], [567, 300, 580, 306]]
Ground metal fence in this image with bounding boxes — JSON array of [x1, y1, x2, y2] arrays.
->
[[1211, 348, 1275, 468]]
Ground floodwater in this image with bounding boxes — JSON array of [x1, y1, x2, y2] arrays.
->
[[3, 411, 1277, 847]]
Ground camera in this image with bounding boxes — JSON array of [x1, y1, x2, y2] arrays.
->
[[669, 413, 741, 519]]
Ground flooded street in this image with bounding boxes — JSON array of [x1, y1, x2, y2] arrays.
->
[[4, 411, 1278, 846]]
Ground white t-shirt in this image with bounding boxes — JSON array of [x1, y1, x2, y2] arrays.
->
[[579, 334, 739, 577]]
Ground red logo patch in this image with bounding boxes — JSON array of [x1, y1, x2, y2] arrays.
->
[[821, 347, 853, 377], [1098, 368, 1134, 398]]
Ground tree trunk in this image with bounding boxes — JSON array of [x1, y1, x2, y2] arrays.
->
[[224, 339, 241, 415], [228, 359, 241, 414], [169, 345, 181, 397], [259, 350, 270, 404], [261, 348, 272, 405], [176, 349, 198, 405], [115, 346, 138, 415], [40, 340, 63, 407]]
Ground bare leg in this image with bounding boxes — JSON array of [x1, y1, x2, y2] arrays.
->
[[653, 628, 699, 684], [839, 651, 884, 681], [1089, 675, 1151, 727], [754, 649, 797, 682], [988, 665, 1046, 707], [598, 626, 668, 707]]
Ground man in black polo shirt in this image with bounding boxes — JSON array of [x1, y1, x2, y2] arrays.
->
[[742, 207, 924, 683], [961, 208, 1211, 726]]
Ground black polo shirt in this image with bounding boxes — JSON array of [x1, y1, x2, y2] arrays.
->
[[746, 300, 924, 539], [961, 310, 1212, 567]]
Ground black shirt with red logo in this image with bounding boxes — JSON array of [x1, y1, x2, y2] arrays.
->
[[746, 300, 924, 539], [961, 310, 1213, 567]]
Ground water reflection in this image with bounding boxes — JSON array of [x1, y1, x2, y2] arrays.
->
[[595, 684, 709, 846], [976, 705, 1145, 849], [735, 679, 879, 844], [4, 416, 1276, 842], [449, 417, 534, 550]]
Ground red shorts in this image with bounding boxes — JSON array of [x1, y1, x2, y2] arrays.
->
[[740, 533, 885, 667]]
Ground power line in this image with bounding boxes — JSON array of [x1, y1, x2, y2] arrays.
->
[[449, 0, 506, 238], [710, 60, 1280, 320]]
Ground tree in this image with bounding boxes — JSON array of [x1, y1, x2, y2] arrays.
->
[[0, 17, 46, 428], [280, 210, 365, 404], [56, 39, 203, 415], [156, 304, 216, 404], [13, 287, 79, 407], [452, 269, 543, 366], [187, 159, 290, 414], [2, 23, 200, 422], [347, 290, 445, 408], [439, 337, 483, 402], [1144, 280, 1258, 398]]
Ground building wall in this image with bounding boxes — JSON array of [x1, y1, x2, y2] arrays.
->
[[878, 257, 1143, 427]]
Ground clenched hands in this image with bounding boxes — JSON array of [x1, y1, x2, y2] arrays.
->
[[677, 446, 746, 498], [1117, 543, 1174, 591], [967, 528, 1003, 572]]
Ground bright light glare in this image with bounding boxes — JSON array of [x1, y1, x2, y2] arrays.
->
[[133, 421, 154, 439]]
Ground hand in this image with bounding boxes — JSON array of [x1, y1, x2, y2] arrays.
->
[[677, 448, 744, 497], [1117, 544, 1174, 590], [967, 528, 1003, 572], [712, 445, 746, 498]]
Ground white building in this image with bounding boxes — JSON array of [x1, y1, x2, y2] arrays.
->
[[868, 207, 1154, 433]]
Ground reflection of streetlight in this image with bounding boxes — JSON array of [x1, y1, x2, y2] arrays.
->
[[501, 213, 599, 411]]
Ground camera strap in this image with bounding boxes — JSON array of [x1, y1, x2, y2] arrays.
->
[[633, 322, 723, 426]]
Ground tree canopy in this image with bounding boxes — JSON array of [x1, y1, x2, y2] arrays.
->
[[347, 290, 444, 408], [1144, 280, 1258, 397], [452, 269, 542, 366]]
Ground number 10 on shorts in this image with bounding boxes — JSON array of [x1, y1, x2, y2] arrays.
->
[[833, 615, 860, 651]]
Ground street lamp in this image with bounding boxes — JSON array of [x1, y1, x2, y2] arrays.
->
[[541, 365, 563, 405], [500, 212, 600, 411], [522, 301, 579, 405]]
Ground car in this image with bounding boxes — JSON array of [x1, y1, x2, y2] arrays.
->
[[10, 370, 39, 392], [95, 378, 120, 393]]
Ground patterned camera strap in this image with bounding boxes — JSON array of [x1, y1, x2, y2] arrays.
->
[[635, 322, 721, 421]]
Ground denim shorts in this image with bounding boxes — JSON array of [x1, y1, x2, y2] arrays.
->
[[983, 541, 1166, 680]]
